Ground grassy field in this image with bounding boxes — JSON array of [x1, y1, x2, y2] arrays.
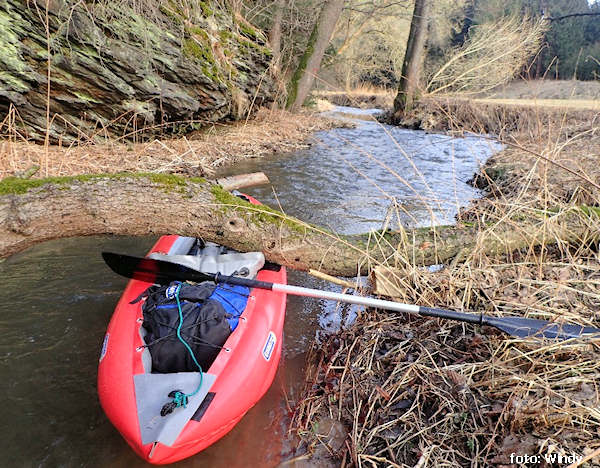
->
[[482, 79, 600, 101], [471, 97, 600, 111], [312, 79, 600, 111]]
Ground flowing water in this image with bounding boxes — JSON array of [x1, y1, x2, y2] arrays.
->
[[0, 108, 501, 467]]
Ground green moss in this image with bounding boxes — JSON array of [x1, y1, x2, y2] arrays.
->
[[187, 26, 210, 40], [210, 184, 312, 234], [237, 36, 272, 56], [220, 20, 271, 58], [73, 90, 100, 104], [287, 22, 319, 108], [102, 4, 176, 54], [0, 174, 115, 195], [182, 37, 222, 82], [234, 18, 265, 43], [0, 177, 54, 195], [0, 173, 207, 196], [71, 44, 102, 61], [198, 2, 214, 17], [146, 173, 205, 192], [0, 72, 29, 92], [183, 38, 213, 63], [483, 166, 507, 183], [161, 1, 212, 27], [578, 205, 600, 217], [159, 4, 184, 25], [188, 176, 208, 184], [48, 67, 75, 87], [219, 30, 233, 42], [0, 10, 29, 76], [22, 38, 48, 60]]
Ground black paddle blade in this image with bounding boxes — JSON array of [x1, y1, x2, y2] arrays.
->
[[102, 252, 213, 285], [482, 315, 600, 340]]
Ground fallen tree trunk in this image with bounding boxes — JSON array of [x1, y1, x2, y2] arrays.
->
[[1, 175, 598, 276]]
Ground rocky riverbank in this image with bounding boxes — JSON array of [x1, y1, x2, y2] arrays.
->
[[1, 0, 274, 142]]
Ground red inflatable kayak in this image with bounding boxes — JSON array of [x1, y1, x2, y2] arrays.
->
[[98, 201, 287, 464]]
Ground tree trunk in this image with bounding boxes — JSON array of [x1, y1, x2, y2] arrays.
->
[[535, 44, 545, 78], [393, 0, 431, 118], [1, 175, 598, 277], [286, 0, 345, 112], [0, 0, 274, 143], [268, 0, 285, 74], [216, 172, 269, 191]]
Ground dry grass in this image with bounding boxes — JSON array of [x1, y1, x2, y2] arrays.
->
[[401, 96, 600, 140], [289, 98, 600, 467], [312, 80, 600, 116], [471, 98, 600, 111], [340, 84, 395, 97], [0, 108, 341, 178], [312, 87, 396, 109], [483, 80, 600, 101]]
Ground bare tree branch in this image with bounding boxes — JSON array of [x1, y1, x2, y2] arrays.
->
[[546, 12, 600, 22]]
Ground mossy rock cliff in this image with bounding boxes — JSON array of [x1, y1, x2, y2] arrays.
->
[[0, 0, 273, 142]]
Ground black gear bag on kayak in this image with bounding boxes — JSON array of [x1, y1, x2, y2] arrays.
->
[[136, 281, 232, 373]]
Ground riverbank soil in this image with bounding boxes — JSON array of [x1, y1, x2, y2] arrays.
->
[[289, 95, 600, 466], [0, 108, 342, 179]]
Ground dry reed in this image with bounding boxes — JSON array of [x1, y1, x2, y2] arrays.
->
[[289, 98, 600, 467], [0, 108, 342, 179]]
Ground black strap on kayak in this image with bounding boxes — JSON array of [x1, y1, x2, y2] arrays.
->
[[141, 320, 228, 352]]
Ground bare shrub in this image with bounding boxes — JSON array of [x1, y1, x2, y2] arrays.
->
[[427, 16, 548, 96]]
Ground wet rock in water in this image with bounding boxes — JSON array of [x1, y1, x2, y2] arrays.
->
[[312, 417, 347, 453], [280, 418, 347, 468], [0, 0, 274, 142]]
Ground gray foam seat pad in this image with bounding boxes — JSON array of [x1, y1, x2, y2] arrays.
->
[[134, 372, 216, 446]]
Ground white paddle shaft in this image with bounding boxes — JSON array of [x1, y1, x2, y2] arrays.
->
[[271, 283, 421, 313]]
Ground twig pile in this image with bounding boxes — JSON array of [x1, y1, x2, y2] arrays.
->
[[294, 304, 600, 466]]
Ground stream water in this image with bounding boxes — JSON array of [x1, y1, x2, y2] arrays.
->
[[0, 108, 501, 467]]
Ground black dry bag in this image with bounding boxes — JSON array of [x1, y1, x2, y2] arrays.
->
[[138, 281, 232, 373]]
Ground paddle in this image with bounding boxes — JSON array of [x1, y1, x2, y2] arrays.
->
[[102, 252, 600, 341]]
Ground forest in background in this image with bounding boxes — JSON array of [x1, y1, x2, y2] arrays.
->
[[245, 0, 600, 92]]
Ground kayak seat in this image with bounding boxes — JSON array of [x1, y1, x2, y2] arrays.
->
[[148, 250, 265, 279]]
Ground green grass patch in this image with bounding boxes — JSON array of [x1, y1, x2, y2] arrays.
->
[[0, 173, 207, 195], [210, 184, 312, 234]]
